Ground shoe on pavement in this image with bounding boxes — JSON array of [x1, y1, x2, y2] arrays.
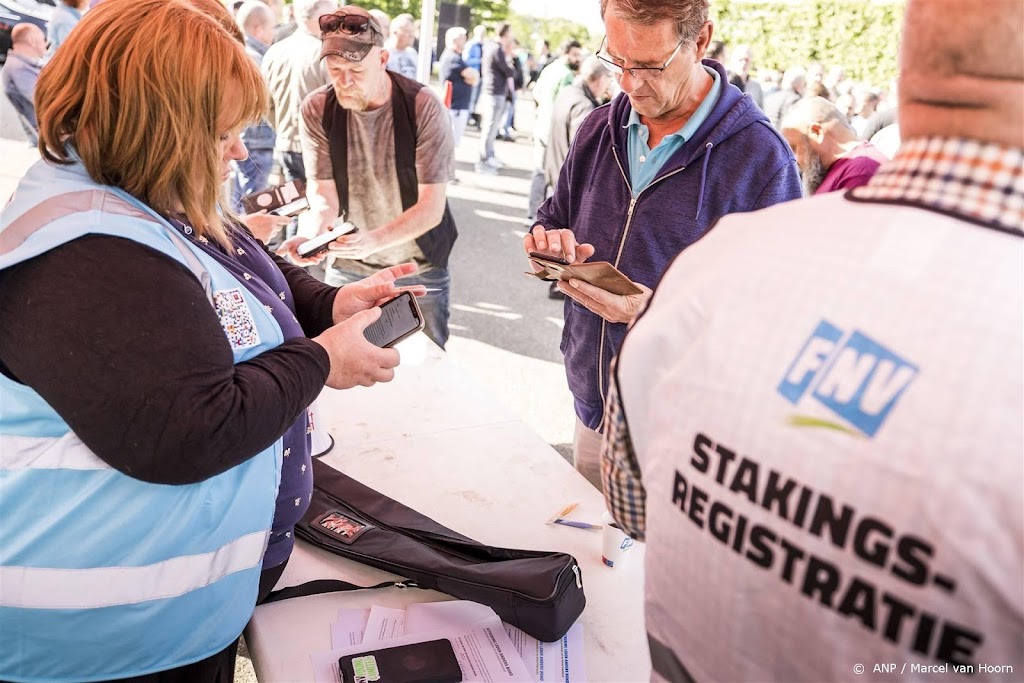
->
[[474, 162, 499, 175], [484, 157, 505, 169]]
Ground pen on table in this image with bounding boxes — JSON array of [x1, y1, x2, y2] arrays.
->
[[553, 518, 602, 531], [546, 502, 580, 524]]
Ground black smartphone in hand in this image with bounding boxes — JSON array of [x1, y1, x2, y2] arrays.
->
[[529, 251, 570, 266], [338, 639, 462, 683], [296, 222, 359, 258], [363, 292, 425, 348]]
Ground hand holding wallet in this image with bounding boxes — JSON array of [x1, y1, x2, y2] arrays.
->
[[527, 252, 643, 297]]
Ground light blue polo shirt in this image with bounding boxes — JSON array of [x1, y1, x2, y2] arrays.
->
[[627, 66, 721, 196]]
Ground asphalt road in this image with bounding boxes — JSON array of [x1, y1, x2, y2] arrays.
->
[[442, 99, 577, 456]]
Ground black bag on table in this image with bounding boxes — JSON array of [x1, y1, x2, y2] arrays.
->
[[264, 459, 587, 643]]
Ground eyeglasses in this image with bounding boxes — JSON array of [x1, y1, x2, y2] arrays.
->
[[319, 12, 381, 38], [596, 36, 686, 81]]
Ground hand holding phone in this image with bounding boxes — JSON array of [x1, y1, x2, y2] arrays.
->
[[312, 309, 401, 389], [527, 251, 642, 296], [297, 221, 359, 258], [363, 291, 425, 348]]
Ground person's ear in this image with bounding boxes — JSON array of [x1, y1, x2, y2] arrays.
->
[[808, 123, 826, 144], [379, 49, 389, 68], [694, 21, 714, 61]]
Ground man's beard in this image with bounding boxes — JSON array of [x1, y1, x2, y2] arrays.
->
[[801, 151, 828, 195], [335, 88, 369, 112]]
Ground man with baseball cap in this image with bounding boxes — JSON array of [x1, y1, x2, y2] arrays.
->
[[288, 5, 458, 348]]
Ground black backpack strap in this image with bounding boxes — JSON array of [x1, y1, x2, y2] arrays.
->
[[263, 578, 421, 604]]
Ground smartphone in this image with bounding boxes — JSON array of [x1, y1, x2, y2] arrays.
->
[[269, 195, 309, 217], [529, 251, 570, 266], [296, 221, 359, 258], [338, 639, 463, 683], [363, 291, 425, 348]]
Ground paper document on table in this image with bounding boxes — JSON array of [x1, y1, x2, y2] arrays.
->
[[406, 601, 586, 682], [330, 608, 370, 649], [504, 621, 585, 683], [361, 605, 406, 644], [311, 615, 535, 682]]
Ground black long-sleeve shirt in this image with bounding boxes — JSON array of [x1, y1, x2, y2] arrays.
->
[[0, 234, 334, 485]]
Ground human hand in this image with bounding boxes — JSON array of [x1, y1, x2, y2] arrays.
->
[[312, 308, 401, 389], [275, 236, 328, 267], [332, 262, 425, 323], [558, 278, 652, 324], [241, 210, 291, 243], [327, 229, 387, 261], [524, 225, 596, 272]]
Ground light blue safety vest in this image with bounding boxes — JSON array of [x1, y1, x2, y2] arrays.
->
[[0, 160, 284, 682]]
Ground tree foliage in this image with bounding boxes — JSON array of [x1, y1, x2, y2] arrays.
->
[[506, 13, 593, 53], [353, 0, 510, 27], [712, 0, 904, 87]]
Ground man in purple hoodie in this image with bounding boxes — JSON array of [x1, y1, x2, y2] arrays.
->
[[524, 0, 801, 488]]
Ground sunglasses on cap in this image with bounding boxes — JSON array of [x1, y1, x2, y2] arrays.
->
[[319, 12, 381, 38]]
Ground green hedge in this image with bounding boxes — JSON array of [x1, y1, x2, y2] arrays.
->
[[712, 0, 904, 87]]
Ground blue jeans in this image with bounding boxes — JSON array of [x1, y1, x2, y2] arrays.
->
[[325, 265, 451, 349], [478, 95, 508, 162], [231, 148, 274, 212]]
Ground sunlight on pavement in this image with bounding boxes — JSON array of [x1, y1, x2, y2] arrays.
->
[[451, 303, 523, 321]]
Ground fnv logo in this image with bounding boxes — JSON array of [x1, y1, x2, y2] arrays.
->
[[777, 320, 918, 438]]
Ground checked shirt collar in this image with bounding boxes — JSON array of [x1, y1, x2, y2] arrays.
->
[[851, 137, 1024, 235]]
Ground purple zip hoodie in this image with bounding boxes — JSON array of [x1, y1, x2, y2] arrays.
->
[[537, 59, 802, 431]]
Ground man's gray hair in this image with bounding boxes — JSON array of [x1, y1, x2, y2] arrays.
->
[[293, 0, 335, 23], [600, 0, 709, 43], [445, 26, 467, 50], [782, 66, 806, 91], [579, 55, 609, 83], [235, 0, 274, 33]]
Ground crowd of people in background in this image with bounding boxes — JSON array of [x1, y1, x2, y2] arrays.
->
[[2, 0, 901, 212]]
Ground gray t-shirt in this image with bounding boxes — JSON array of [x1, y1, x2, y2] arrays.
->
[[300, 82, 454, 274]]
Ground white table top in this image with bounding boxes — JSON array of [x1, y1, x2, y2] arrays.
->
[[245, 336, 650, 682]]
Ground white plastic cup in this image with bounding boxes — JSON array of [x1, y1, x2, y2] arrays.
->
[[601, 511, 634, 568]]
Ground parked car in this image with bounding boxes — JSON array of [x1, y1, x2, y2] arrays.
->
[[0, 0, 52, 66]]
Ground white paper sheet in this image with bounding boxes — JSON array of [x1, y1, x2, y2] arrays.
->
[[405, 601, 586, 682], [504, 622, 586, 683], [361, 605, 406, 644], [330, 608, 370, 649], [311, 615, 535, 683]]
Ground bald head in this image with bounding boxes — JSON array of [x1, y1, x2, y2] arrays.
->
[[781, 96, 852, 134], [10, 23, 46, 59], [899, 0, 1024, 147]]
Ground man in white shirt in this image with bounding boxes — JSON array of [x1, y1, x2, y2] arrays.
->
[[604, 0, 1024, 679]]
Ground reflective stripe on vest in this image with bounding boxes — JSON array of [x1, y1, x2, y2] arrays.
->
[[0, 164, 284, 682]]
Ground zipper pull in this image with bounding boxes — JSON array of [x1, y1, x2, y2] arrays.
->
[[572, 564, 582, 589]]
